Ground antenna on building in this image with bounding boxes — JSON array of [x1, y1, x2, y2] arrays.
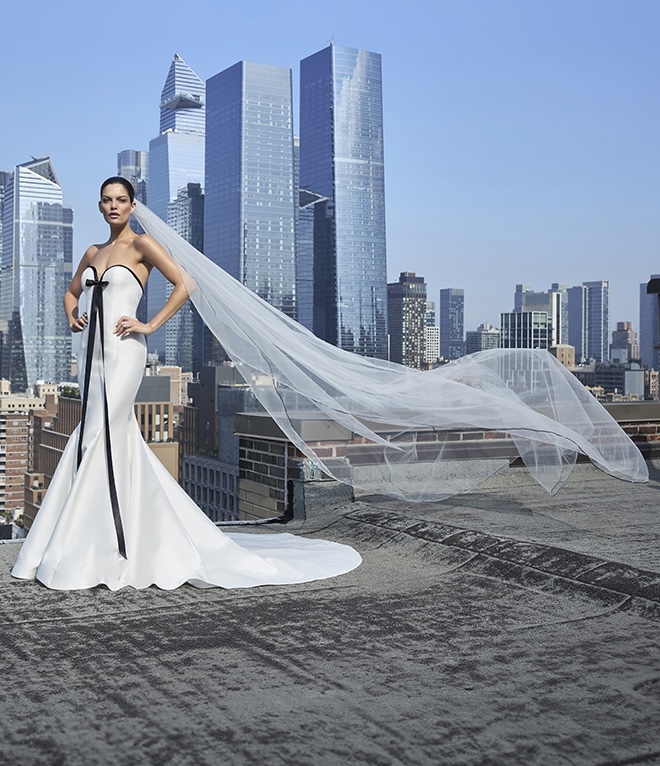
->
[[329, 35, 334, 46]]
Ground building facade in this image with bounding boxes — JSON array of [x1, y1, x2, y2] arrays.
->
[[610, 321, 640, 364], [205, 61, 297, 319], [439, 288, 465, 360], [166, 183, 205, 371], [640, 275, 660, 371], [0, 158, 73, 390], [147, 54, 205, 359], [500, 311, 550, 349], [465, 323, 500, 355], [568, 281, 610, 363], [387, 272, 426, 368], [300, 44, 388, 358]]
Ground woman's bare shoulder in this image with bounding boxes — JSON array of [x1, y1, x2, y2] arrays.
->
[[134, 234, 169, 261]]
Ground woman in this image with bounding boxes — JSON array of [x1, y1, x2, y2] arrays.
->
[[11, 177, 362, 590]]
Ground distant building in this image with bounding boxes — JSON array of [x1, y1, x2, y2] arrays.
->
[[166, 183, 205, 372], [439, 289, 465, 359], [0, 157, 73, 390], [0, 411, 30, 517], [300, 44, 388, 359], [610, 321, 640, 364], [639, 275, 660, 370], [465, 323, 500, 355], [205, 61, 297, 319], [500, 311, 550, 349], [549, 344, 575, 369], [387, 272, 426, 368], [513, 284, 565, 347], [567, 281, 610, 363], [147, 54, 205, 360], [424, 326, 440, 366]]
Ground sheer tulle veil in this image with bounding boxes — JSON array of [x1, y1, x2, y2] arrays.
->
[[133, 202, 648, 502]]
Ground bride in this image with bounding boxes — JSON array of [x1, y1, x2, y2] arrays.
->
[[10, 177, 362, 590], [12, 175, 649, 590]]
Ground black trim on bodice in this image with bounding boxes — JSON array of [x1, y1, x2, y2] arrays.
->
[[77, 266, 127, 559]]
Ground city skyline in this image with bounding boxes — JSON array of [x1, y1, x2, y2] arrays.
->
[[1, 1, 658, 335]]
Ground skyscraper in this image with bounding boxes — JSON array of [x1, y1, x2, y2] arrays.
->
[[148, 54, 205, 358], [438, 288, 465, 360], [0, 158, 73, 390], [166, 183, 205, 372], [387, 272, 426, 368], [205, 61, 297, 318], [300, 44, 388, 359], [640, 275, 660, 370], [568, 281, 610, 363]]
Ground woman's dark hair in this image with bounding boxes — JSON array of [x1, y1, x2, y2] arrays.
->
[[100, 176, 135, 203]]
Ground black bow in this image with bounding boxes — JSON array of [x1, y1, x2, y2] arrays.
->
[[77, 273, 127, 559]]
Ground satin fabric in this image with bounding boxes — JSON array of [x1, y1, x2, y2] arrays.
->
[[11, 265, 361, 590]]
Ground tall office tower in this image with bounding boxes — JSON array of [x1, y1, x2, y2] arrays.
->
[[567, 281, 610, 363], [640, 276, 660, 370], [166, 183, 205, 372], [500, 311, 550, 349], [610, 321, 640, 364], [438, 288, 465, 360], [0, 158, 73, 390], [148, 54, 205, 358], [465, 323, 501, 354], [550, 283, 569, 344], [387, 272, 426, 368], [300, 44, 388, 359], [423, 301, 439, 365], [205, 61, 297, 320]]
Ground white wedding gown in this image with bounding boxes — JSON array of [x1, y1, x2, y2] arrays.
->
[[11, 264, 362, 590]]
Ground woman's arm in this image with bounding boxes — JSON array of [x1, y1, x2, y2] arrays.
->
[[115, 235, 190, 338], [64, 246, 96, 332]]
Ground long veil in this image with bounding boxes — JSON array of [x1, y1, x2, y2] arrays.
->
[[133, 202, 648, 501]]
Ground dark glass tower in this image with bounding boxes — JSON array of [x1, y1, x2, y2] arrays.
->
[[205, 61, 297, 319], [300, 44, 388, 359], [439, 288, 465, 360]]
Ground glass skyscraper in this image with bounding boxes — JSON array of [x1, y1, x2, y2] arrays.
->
[[439, 288, 465, 360], [639, 275, 660, 370], [205, 61, 297, 318], [0, 158, 73, 390], [568, 281, 610, 363], [166, 183, 205, 372], [148, 54, 205, 359], [299, 44, 388, 359]]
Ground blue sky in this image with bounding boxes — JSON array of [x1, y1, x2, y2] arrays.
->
[[2, 0, 659, 332]]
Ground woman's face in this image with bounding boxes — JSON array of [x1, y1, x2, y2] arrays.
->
[[99, 183, 135, 226]]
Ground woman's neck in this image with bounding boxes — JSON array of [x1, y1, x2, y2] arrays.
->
[[106, 222, 135, 245]]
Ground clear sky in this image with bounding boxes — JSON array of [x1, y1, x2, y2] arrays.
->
[[2, 0, 659, 333]]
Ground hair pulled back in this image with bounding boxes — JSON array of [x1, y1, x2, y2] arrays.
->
[[100, 176, 135, 203]]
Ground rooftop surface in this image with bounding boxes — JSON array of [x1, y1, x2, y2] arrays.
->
[[2, 462, 660, 766]]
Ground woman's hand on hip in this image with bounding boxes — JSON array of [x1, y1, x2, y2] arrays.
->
[[114, 315, 153, 338]]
